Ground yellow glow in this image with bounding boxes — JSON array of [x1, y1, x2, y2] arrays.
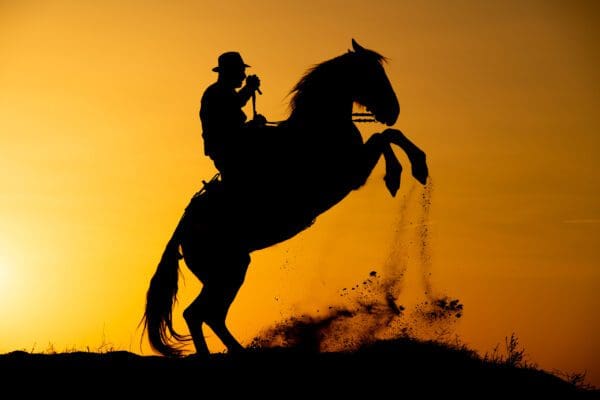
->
[[0, 254, 16, 301], [0, 242, 28, 327]]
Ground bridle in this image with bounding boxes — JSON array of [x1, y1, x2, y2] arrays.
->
[[251, 91, 377, 126]]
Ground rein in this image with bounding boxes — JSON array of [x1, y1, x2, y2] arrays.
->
[[351, 113, 377, 123], [251, 88, 377, 125], [258, 113, 378, 126]]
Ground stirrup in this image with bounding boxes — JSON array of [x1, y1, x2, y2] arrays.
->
[[193, 173, 222, 198]]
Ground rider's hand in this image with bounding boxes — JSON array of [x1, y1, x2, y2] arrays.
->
[[245, 75, 261, 92], [254, 114, 267, 126], [246, 114, 267, 128]]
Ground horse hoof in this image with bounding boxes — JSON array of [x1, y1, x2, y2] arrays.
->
[[412, 165, 428, 185], [384, 173, 400, 197], [186, 351, 210, 360], [226, 344, 247, 356], [410, 152, 428, 185]]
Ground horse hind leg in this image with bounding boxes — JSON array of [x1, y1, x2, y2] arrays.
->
[[184, 288, 220, 357], [184, 251, 250, 355], [201, 286, 245, 353], [204, 251, 250, 353]]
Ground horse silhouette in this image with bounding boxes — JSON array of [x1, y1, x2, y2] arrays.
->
[[142, 39, 429, 357]]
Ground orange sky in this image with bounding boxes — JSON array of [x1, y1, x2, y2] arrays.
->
[[1, 0, 599, 385]]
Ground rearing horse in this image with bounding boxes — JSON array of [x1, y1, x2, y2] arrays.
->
[[143, 40, 428, 357]]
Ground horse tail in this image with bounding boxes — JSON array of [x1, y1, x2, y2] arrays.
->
[[142, 224, 188, 357]]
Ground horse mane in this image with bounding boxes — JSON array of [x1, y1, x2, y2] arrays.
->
[[288, 48, 387, 118]]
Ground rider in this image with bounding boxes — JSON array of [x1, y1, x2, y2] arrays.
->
[[200, 51, 267, 179]]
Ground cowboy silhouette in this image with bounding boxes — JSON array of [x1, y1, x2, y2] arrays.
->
[[200, 51, 267, 178]]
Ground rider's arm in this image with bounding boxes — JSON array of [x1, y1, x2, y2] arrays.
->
[[237, 75, 261, 107], [237, 85, 254, 107]]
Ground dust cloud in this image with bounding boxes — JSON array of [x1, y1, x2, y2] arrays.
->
[[252, 180, 463, 352]]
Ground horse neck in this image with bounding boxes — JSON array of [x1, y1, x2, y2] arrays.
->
[[288, 94, 353, 130], [287, 62, 356, 130]]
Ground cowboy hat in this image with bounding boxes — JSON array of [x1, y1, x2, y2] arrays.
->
[[212, 52, 250, 72]]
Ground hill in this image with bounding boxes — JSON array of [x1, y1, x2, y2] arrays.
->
[[1, 337, 597, 398]]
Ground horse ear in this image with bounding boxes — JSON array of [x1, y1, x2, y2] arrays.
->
[[352, 39, 366, 53]]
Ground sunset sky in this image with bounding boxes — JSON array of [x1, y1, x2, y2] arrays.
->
[[1, 0, 599, 385]]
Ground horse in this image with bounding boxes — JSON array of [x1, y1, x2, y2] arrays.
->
[[142, 39, 429, 357]]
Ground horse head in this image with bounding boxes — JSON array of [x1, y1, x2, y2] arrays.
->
[[289, 40, 399, 127], [349, 39, 399, 126]]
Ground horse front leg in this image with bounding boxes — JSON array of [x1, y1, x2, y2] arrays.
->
[[358, 133, 402, 196], [382, 128, 429, 185], [382, 144, 402, 197]]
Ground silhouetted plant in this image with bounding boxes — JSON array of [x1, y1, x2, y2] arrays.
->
[[44, 342, 56, 355], [505, 333, 526, 368], [554, 370, 595, 391], [95, 331, 116, 353], [482, 333, 530, 368], [483, 343, 502, 364]]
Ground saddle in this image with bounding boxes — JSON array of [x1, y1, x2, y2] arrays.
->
[[183, 173, 224, 218], [196, 173, 223, 197]]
